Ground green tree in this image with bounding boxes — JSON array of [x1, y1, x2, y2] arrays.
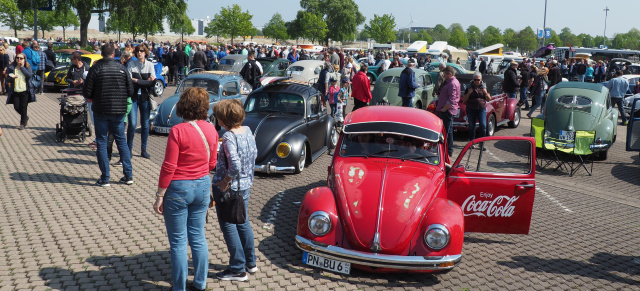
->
[[448, 23, 464, 33], [206, 4, 253, 45], [357, 29, 370, 41], [466, 25, 482, 49], [577, 33, 594, 48], [364, 14, 396, 44], [593, 35, 610, 48], [558, 27, 580, 47], [515, 26, 537, 52], [448, 27, 468, 48], [170, 12, 195, 42], [54, 0, 110, 46], [415, 29, 433, 43], [0, 0, 30, 37], [288, 10, 327, 43], [502, 28, 516, 48], [35, 10, 57, 39], [483, 26, 503, 47], [428, 24, 450, 42], [548, 29, 562, 47], [51, 6, 79, 41], [300, 0, 364, 44], [262, 13, 289, 44]]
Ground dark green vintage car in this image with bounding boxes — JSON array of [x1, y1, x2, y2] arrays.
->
[[534, 82, 617, 160], [370, 67, 435, 110]]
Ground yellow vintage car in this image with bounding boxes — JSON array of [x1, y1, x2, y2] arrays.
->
[[44, 54, 102, 90]]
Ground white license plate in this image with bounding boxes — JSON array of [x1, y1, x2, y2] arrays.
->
[[44, 82, 54, 86], [292, 71, 302, 75], [559, 130, 575, 141], [302, 252, 350, 274], [154, 126, 171, 134], [375, 101, 390, 105]]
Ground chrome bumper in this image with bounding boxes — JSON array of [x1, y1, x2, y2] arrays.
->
[[254, 164, 295, 174], [295, 235, 461, 270], [453, 121, 468, 127], [589, 143, 611, 150]]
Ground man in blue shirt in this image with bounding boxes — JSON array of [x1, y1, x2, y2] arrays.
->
[[217, 46, 227, 62], [398, 60, 420, 107], [606, 70, 629, 125], [287, 48, 298, 63]]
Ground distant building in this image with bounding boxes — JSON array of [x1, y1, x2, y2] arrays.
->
[[98, 15, 105, 32], [190, 18, 210, 36]]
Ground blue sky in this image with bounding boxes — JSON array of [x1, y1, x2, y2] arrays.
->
[[184, 0, 636, 36]]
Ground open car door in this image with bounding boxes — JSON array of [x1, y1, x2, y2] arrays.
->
[[626, 99, 640, 154], [447, 136, 536, 234]]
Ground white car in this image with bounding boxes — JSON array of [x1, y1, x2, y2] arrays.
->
[[284, 60, 341, 86]]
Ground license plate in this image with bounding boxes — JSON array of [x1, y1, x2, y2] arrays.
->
[[375, 101, 390, 105], [559, 130, 575, 141], [44, 82, 54, 86], [302, 252, 350, 274], [292, 71, 302, 75], [154, 126, 171, 134]]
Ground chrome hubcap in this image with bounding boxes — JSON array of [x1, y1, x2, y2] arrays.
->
[[299, 147, 306, 170]]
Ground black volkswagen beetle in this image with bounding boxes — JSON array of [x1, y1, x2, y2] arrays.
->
[[242, 79, 339, 173]]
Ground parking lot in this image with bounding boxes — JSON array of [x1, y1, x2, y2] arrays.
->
[[0, 87, 639, 290]]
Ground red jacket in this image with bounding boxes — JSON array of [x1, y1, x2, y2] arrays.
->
[[352, 71, 372, 103]]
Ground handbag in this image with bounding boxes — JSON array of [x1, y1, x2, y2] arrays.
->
[[150, 98, 158, 111], [211, 132, 246, 224]]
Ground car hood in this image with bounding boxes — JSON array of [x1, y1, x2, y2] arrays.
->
[[333, 159, 444, 254], [154, 94, 184, 126], [47, 66, 69, 81], [244, 112, 304, 162]]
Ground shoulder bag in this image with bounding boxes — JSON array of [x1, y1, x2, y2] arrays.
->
[[188, 121, 213, 210], [211, 131, 247, 224]]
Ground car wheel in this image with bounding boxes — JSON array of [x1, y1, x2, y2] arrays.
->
[[415, 101, 423, 109], [330, 125, 339, 149], [595, 150, 608, 161], [486, 114, 496, 137], [208, 114, 221, 131], [508, 107, 521, 128], [294, 144, 307, 174], [154, 80, 164, 97]]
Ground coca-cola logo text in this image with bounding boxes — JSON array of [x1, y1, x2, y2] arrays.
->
[[461, 195, 518, 217]]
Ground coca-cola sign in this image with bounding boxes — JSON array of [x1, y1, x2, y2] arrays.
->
[[461, 193, 519, 217]]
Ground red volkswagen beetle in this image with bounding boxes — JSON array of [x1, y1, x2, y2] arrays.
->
[[295, 106, 536, 274]]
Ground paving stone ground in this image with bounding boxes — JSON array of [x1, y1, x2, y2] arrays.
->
[[0, 87, 639, 290]]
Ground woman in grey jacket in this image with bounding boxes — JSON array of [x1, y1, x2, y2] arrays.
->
[[5, 53, 36, 130], [126, 44, 156, 159]]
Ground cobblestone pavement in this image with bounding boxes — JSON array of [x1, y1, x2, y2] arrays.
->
[[0, 88, 639, 290]]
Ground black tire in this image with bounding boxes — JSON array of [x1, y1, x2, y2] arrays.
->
[[486, 114, 496, 137], [208, 114, 221, 131], [415, 101, 423, 109], [294, 143, 308, 174], [56, 132, 66, 143], [508, 107, 521, 128], [78, 131, 86, 142], [154, 80, 164, 97], [594, 150, 608, 161]]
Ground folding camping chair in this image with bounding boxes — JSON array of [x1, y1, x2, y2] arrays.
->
[[531, 118, 566, 171], [543, 131, 596, 177]]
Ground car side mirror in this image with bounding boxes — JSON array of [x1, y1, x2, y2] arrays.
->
[[309, 114, 320, 120], [452, 165, 466, 173]]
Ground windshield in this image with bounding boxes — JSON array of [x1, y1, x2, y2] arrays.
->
[[176, 78, 220, 97], [244, 91, 305, 115], [338, 133, 440, 165], [56, 53, 72, 64], [219, 59, 235, 66]]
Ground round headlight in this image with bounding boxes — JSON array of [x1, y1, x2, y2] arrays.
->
[[276, 142, 291, 158], [56, 77, 61, 82], [424, 224, 450, 250], [308, 211, 331, 236]]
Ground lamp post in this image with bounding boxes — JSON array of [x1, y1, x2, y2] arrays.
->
[[603, 7, 610, 47], [542, 0, 547, 47]]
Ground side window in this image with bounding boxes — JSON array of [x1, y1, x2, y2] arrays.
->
[[416, 75, 425, 87], [425, 75, 432, 85], [458, 139, 532, 174], [222, 82, 238, 96], [380, 76, 394, 83], [492, 82, 503, 95], [309, 95, 319, 115]]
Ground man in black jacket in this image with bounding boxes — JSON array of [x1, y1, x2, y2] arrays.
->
[[173, 44, 188, 83], [83, 44, 134, 187], [576, 60, 587, 82], [503, 61, 521, 99], [518, 63, 531, 110], [478, 57, 487, 74]]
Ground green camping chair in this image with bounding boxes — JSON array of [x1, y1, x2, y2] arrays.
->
[[543, 131, 595, 177], [531, 118, 566, 171]]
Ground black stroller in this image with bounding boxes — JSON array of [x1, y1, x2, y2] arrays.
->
[[56, 88, 91, 142]]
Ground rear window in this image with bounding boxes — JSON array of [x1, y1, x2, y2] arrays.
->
[[555, 95, 593, 113], [380, 76, 398, 83]]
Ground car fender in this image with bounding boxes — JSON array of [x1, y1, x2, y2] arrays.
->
[[409, 197, 464, 256], [504, 96, 519, 121], [594, 118, 616, 144], [280, 132, 308, 163], [324, 118, 336, 149], [297, 186, 343, 245]]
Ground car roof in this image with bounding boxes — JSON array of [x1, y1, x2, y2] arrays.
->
[[344, 106, 443, 141], [186, 70, 242, 81], [550, 82, 606, 96], [254, 80, 317, 96], [288, 60, 324, 68], [377, 67, 427, 78], [222, 54, 247, 60]]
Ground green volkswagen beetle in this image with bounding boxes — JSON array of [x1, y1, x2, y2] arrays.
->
[[424, 62, 468, 85], [536, 82, 617, 160], [370, 67, 435, 110]]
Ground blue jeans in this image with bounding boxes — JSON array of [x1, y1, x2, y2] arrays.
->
[[578, 74, 585, 82], [163, 176, 211, 291], [612, 97, 627, 123], [93, 113, 132, 182], [519, 86, 529, 109], [506, 91, 517, 99], [127, 98, 150, 154], [329, 103, 337, 117], [401, 97, 413, 108], [528, 92, 546, 117], [216, 189, 256, 273], [439, 111, 454, 157], [467, 107, 487, 141]]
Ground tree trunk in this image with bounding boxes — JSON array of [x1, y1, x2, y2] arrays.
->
[[79, 10, 91, 46], [14, 28, 18, 38], [63, 27, 66, 41]]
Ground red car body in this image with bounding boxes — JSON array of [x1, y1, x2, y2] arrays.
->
[[427, 74, 521, 136], [296, 106, 536, 274]]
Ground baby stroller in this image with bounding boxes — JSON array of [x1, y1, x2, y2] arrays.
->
[[56, 88, 90, 142]]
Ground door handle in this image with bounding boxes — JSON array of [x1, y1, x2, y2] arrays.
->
[[516, 183, 535, 190]]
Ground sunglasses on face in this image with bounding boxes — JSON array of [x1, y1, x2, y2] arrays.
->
[[16, 57, 24, 60], [473, 79, 481, 81]]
